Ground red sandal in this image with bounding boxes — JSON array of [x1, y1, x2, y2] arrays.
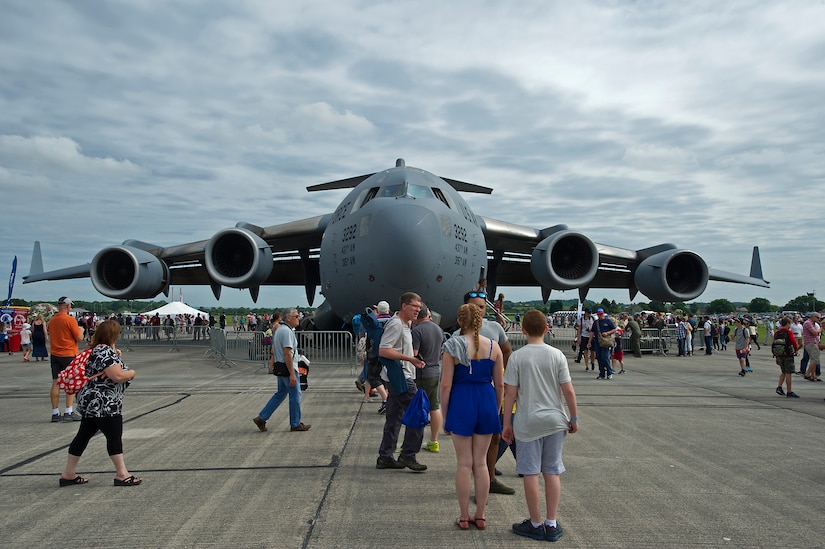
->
[[472, 517, 486, 530], [455, 517, 470, 530]]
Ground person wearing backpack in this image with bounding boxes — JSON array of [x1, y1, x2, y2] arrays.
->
[[59, 319, 140, 487], [772, 316, 800, 398]]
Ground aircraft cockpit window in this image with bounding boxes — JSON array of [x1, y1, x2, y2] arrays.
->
[[360, 187, 379, 207], [406, 184, 434, 199], [432, 187, 450, 209], [380, 184, 407, 198]]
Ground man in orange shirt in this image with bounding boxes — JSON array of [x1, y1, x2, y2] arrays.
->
[[48, 297, 84, 422]]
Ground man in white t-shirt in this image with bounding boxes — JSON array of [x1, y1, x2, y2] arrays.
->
[[376, 292, 427, 472]]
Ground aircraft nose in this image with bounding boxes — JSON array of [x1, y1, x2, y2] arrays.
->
[[371, 203, 441, 288]]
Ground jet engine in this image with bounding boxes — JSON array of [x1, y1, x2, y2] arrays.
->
[[91, 245, 170, 299], [204, 227, 273, 288], [530, 231, 599, 289], [634, 250, 708, 302]]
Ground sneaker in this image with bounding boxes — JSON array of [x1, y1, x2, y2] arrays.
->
[[545, 521, 564, 542], [252, 416, 267, 432], [51, 413, 61, 423], [63, 412, 81, 422], [595, 376, 605, 380], [376, 456, 405, 470], [744, 366, 753, 372], [512, 519, 545, 540], [396, 455, 427, 472], [424, 440, 440, 453], [787, 391, 799, 398], [290, 422, 311, 432], [738, 370, 746, 377], [618, 369, 626, 374], [607, 374, 613, 380], [377, 402, 387, 415], [489, 479, 516, 495], [776, 386, 785, 396]]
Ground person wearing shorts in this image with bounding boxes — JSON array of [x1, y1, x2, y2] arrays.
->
[[773, 316, 799, 398], [48, 297, 84, 422], [733, 318, 751, 377], [502, 310, 579, 542]]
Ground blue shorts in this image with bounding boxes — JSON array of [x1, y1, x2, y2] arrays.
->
[[515, 430, 566, 476]]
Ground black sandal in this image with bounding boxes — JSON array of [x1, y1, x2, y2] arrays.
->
[[114, 475, 142, 486], [59, 476, 89, 487]]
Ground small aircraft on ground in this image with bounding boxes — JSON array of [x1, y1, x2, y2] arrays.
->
[[24, 159, 768, 328]]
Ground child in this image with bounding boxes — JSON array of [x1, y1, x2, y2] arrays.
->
[[611, 328, 626, 374], [502, 309, 578, 542]]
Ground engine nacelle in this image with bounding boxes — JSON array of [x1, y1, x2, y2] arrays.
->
[[530, 231, 599, 289], [634, 250, 708, 302], [91, 246, 169, 299], [204, 228, 273, 288]]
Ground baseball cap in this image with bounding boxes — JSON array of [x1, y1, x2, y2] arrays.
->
[[58, 296, 72, 306], [377, 301, 390, 314], [596, 308, 605, 314]]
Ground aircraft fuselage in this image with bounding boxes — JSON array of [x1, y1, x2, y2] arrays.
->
[[319, 165, 487, 326]]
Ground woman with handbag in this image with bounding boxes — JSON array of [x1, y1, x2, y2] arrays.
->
[[589, 308, 617, 380], [440, 304, 504, 531], [59, 319, 140, 487]]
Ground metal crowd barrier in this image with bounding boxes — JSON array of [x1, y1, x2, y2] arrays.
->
[[505, 326, 674, 355], [203, 329, 356, 370]]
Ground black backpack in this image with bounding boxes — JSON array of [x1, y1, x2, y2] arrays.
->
[[771, 330, 794, 358]]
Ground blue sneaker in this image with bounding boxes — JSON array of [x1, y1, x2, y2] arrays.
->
[[512, 519, 545, 540], [545, 521, 564, 542]]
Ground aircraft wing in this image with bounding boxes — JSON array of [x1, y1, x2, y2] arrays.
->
[[478, 216, 769, 302], [24, 214, 332, 303]]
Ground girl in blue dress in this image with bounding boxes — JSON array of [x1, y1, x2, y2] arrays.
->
[[441, 303, 504, 531]]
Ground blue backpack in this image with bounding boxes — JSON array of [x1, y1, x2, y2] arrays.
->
[[361, 311, 408, 395]]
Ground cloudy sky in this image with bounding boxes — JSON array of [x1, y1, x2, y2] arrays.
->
[[2, 1, 824, 311]]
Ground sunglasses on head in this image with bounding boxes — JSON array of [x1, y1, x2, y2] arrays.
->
[[468, 292, 487, 299]]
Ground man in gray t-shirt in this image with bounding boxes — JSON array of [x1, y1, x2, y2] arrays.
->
[[412, 305, 446, 453]]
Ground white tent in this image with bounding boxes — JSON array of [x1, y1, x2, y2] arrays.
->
[[142, 301, 209, 319]]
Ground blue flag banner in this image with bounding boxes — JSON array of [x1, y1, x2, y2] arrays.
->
[[6, 256, 16, 307]]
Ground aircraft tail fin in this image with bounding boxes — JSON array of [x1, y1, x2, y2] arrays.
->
[[28, 241, 44, 277], [749, 246, 763, 280]]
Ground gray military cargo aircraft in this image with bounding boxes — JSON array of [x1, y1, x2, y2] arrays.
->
[[24, 159, 768, 329]]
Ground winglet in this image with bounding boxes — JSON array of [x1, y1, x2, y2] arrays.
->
[[749, 246, 763, 280], [28, 241, 44, 277]]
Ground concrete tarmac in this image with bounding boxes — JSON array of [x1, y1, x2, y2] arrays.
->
[[1, 342, 824, 548]]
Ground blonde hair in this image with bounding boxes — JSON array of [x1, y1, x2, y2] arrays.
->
[[457, 303, 483, 359]]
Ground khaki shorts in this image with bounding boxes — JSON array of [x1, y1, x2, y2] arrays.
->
[[804, 343, 820, 366], [415, 375, 440, 410]]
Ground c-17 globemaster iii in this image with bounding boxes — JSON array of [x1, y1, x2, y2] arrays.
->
[[24, 159, 768, 328]]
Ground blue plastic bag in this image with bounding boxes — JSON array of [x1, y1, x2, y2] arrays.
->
[[401, 388, 430, 429]]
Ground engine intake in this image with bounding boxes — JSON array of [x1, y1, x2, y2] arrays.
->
[[634, 250, 708, 302], [204, 228, 273, 288], [530, 231, 599, 289], [91, 246, 169, 299]]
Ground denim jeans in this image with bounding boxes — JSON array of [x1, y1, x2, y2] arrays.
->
[[258, 374, 302, 428], [595, 346, 612, 377], [378, 377, 423, 461]]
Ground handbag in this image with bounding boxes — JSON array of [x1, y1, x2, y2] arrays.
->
[[401, 388, 431, 429], [272, 361, 291, 377], [598, 333, 614, 348]]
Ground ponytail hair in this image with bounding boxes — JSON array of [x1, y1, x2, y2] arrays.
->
[[457, 303, 483, 359]]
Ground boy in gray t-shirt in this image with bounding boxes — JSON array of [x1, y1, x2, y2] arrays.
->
[[502, 310, 578, 542]]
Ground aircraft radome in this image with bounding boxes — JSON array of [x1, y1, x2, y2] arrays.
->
[[24, 159, 769, 329]]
